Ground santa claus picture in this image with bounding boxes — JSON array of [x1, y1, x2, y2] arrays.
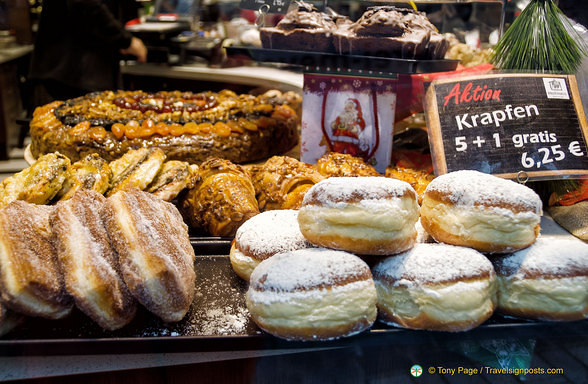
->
[[301, 73, 396, 174], [330, 98, 370, 160]]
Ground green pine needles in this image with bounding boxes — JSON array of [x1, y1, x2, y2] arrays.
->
[[491, 0, 587, 72]]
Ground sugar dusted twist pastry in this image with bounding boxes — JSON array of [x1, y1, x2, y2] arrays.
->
[[180, 158, 259, 237], [230, 210, 314, 280], [52, 190, 137, 330], [103, 189, 196, 322], [315, 152, 380, 178], [298, 177, 419, 255], [492, 237, 588, 321], [248, 155, 324, 211], [373, 243, 497, 332], [0, 201, 72, 319], [420, 170, 543, 253], [246, 248, 377, 341]]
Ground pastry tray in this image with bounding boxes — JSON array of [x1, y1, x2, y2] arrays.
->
[[225, 46, 460, 74], [0, 238, 586, 357]]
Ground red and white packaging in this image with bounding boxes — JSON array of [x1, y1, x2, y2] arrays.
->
[[300, 73, 398, 173]]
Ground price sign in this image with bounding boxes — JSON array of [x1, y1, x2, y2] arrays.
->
[[239, 0, 290, 14], [425, 73, 588, 180]]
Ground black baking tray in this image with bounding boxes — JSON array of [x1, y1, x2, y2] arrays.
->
[[1, 238, 586, 357], [225, 46, 460, 74]]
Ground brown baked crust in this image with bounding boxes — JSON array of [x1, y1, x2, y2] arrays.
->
[[493, 256, 588, 280], [420, 197, 540, 253], [0, 202, 73, 319], [374, 267, 492, 288], [385, 166, 434, 204], [252, 315, 376, 341], [315, 152, 380, 178], [102, 189, 196, 323], [302, 230, 416, 256], [496, 303, 588, 322], [180, 158, 260, 237], [425, 189, 539, 215], [247, 156, 324, 211], [52, 190, 137, 330], [377, 303, 494, 332], [30, 90, 300, 164], [302, 177, 417, 205]]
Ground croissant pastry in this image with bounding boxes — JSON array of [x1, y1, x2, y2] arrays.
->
[[247, 156, 324, 211], [180, 158, 259, 237], [314, 152, 380, 178]]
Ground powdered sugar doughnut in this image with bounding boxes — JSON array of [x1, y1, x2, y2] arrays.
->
[[420, 170, 542, 253], [373, 243, 497, 332], [298, 177, 419, 255], [230, 210, 313, 280], [492, 237, 588, 321], [246, 248, 377, 341]]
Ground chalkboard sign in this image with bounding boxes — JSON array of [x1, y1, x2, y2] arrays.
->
[[425, 73, 588, 180], [239, 0, 290, 14]]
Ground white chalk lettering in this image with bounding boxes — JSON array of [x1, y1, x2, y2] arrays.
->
[[455, 104, 539, 130]]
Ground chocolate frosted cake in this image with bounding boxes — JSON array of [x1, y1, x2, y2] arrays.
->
[[334, 6, 449, 59], [260, 2, 337, 52]]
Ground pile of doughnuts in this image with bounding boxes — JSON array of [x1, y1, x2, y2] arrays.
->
[[0, 188, 196, 335], [239, 169, 587, 340]]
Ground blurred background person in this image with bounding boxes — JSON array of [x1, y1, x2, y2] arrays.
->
[[28, 0, 147, 109]]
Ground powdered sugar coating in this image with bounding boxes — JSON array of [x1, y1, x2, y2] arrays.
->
[[249, 248, 372, 292], [302, 177, 416, 207], [492, 237, 588, 278], [235, 210, 313, 259], [425, 170, 542, 213], [373, 243, 494, 285]]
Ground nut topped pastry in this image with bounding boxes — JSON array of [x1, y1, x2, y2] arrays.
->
[[315, 152, 380, 178], [247, 155, 325, 211], [180, 158, 260, 237]]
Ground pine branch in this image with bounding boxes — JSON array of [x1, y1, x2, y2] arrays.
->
[[491, 0, 587, 72]]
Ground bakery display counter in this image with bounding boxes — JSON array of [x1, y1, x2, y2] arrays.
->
[[1, 214, 585, 381], [120, 62, 303, 94], [225, 46, 459, 74]]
